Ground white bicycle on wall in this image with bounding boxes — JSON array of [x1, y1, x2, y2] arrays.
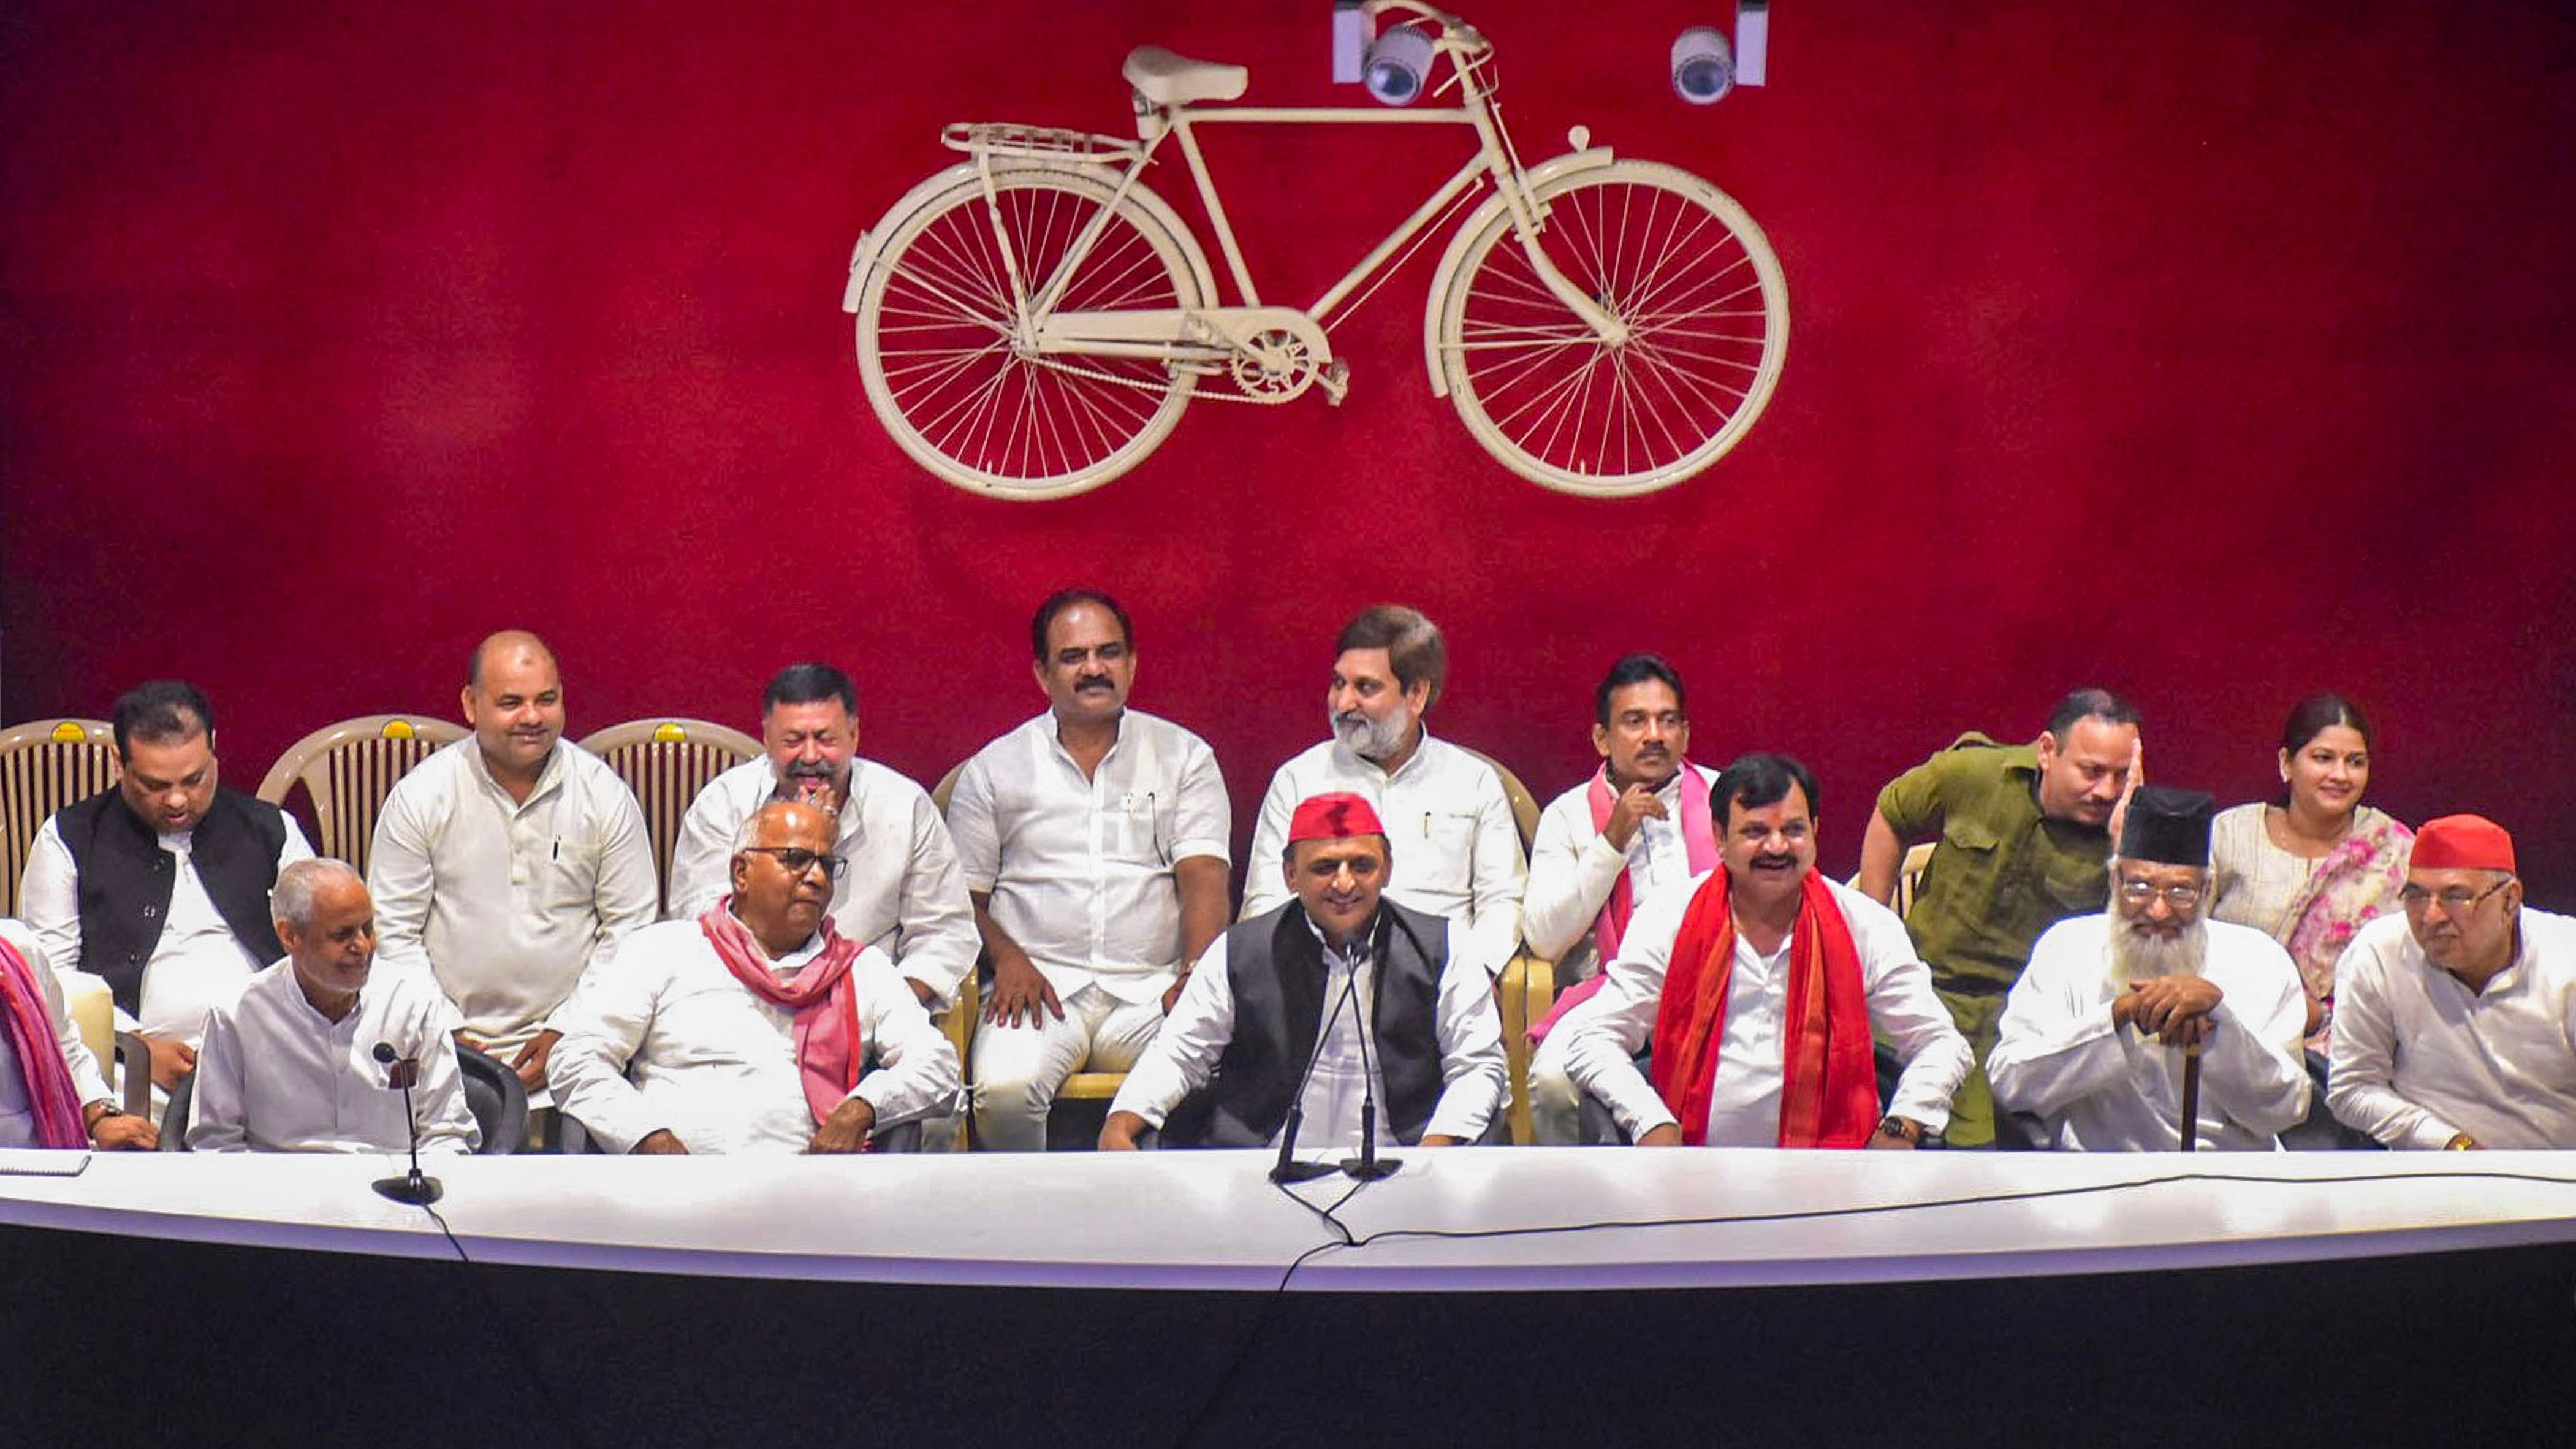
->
[[842, 0, 1788, 500]]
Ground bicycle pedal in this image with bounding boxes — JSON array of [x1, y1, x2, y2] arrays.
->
[[1320, 360, 1351, 406]]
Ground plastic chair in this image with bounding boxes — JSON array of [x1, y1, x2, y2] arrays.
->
[[0, 718, 119, 917], [255, 715, 466, 877], [456, 1043, 530, 1155], [576, 718, 763, 913], [157, 1070, 195, 1152]]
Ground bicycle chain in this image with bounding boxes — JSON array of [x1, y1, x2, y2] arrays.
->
[[1016, 351, 1314, 406]]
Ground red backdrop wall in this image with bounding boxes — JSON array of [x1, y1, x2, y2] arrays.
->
[[6, 2, 2572, 896]]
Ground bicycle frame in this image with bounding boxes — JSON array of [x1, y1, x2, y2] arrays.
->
[[1017, 0, 1625, 366]]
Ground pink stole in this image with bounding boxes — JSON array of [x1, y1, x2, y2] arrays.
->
[[697, 902, 867, 1138], [0, 935, 89, 1149], [1528, 763, 1719, 1043]]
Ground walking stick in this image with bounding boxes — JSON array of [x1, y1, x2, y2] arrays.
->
[[2176, 1038, 2203, 1152]]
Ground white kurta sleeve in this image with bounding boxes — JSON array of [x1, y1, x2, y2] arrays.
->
[[1559, 887, 1687, 1140], [587, 788, 662, 970], [941, 753, 1003, 896], [1985, 929, 2133, 1123], [1168, 735, 1233, 865], [17, 819, 85, 977], [1424, 931, 1507, 1141], [848, 953, 962, 1130], [1238, 770, 1299, 922], [364, 780, 441, 978], [891, 789, 979, 1006], [1519, 799, 1625, 964], [2327, 941, 2461, 1150], [664, 781, 740, 922], [2194, 939, 2312, 1136], [15, 932, 115, 1109], [1108, 934, 1237, 1129], [184, 1002, 251, 1152], [1457, 774, 1529, 981], [1848, 897, 1972, 1132], [545, 948, 671, 1154]]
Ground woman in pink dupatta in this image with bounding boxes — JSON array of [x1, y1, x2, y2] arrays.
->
[[2209, 694, 2412, 1053]]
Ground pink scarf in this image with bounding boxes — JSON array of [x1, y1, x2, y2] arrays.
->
[[1528, 763, 1719, 1043], [0, 935, 89, 1149], [698, 900, 867, 1135]]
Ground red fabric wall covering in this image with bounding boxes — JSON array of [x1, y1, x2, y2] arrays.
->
[[6, 3, 2572, 894]]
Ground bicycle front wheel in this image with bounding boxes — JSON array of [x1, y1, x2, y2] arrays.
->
[[856, 170, 1203, 500], [1434, 161, 1788, 498]]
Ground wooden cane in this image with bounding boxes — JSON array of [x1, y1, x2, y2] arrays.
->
[[2176, 1038, 2203, 1152]]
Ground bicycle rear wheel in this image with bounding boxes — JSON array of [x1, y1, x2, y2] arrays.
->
[[856, 170, 1203, 500], [1434, 161, 1788, 498]]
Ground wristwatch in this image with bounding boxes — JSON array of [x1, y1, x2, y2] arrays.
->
[[1874, 1114, 1921, 1146]]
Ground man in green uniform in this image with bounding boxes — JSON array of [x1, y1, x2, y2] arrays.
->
[[1857, 689, 2142, 1146]]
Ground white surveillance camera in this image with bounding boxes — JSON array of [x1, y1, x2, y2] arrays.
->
[[1365, 26, 1435, 106], [1671, 26, 1734, 105]]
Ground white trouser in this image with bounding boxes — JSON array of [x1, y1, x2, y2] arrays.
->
[[970, 981, 1166, 1152], [1527, 989, 1617, 1146]]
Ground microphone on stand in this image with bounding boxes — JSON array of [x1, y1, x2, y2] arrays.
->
[[371, 1040, 444, 1206], [1337, 966, 1400, 1182], [1271, 962, 1362, 1184]]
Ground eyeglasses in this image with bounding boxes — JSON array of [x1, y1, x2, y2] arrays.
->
[[2118, 880, 2203, 908], [2398, 880, 2510, 915], [741, 847, 846, 880]]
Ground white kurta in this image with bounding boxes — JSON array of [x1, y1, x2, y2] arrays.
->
[[946, 709, 1231, 1004], [546, 917, 962, 1155], [1559, 873, 1970, 1143], [1242, 731, 1527, 982], [17, 810, 314, 1044], [2327, 909, 2576, 1149], [1520, 765, 1719, 981], [1988, 915, 2311, 1151], [1111, 911, 1506, 1149], [0, 921, 116, 1146], [188, 959, 479, 1155], [664, 756, 979, 1007], [367, 737, 659, 1063]]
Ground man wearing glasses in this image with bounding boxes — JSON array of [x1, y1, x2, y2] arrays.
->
[[2327, 815, 2576, 1149], [545, 801, 959, 1154], [1987, 786, 2311, 1150], [945, 589, 1233, 1150]]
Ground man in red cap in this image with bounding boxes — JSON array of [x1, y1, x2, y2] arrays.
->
[[1100, 791, 1505, 1153], [2328, 815, 2576, 1149]]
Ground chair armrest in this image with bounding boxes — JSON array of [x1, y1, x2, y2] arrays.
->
[[112, 1030, 155, 1118]]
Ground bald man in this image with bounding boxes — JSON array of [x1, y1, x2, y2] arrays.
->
[[368, 631, 658, 1104]]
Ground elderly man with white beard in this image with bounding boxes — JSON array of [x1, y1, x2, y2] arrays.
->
[[1987, 786, 2311, 1150]]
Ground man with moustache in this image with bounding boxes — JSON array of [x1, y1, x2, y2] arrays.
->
[[1100, 793, 1506, 1152], [1986, 787, 2310, 1151], [946, 590, 1231, 1150], [18, 680, 314, 1097], [369, 631, 659, 1101], [1857, 688, 2145, 1146], [190, 859, 479, 1154], [1559, 755, 1969, 1149], [547, 801, 960, 1155], [667, 663, 978, 1014], [1242, 605, 1525, 984], [2327, 815, 2576, 1149], [1519, 655, 1722, 1143]]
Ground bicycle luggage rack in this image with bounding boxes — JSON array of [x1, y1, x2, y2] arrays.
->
[[941, 123, 1143, 165]]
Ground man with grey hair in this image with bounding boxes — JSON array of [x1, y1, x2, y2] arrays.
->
[[1986, 787, 2309, 1150], [1242, 604, 1525, 983], [190, 858, 479, 1153]]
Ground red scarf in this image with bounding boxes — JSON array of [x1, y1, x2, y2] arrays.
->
[[698, 900, 867, 1136], [1647, 869, 1879, 1147], [0, 935, 89, 1149], [1528, 765, 1720, 1044]]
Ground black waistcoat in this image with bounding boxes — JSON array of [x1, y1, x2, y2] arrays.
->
[[55, 786, 291, 1015], [1162, 899, 1449, 1149]]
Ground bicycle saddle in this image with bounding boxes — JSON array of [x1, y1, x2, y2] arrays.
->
[[1122, 45, 1249, 106]]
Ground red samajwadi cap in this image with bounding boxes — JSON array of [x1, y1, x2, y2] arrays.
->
[[2409, 815, 2517, 873], [1288, 792, 1386, 843]]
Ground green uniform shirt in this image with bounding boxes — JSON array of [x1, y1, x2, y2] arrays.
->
[[1877, 733, 2112, 993]]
